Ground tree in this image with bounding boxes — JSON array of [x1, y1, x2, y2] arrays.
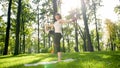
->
[[37, 2, 40, 53], [78, 25, 87, 51], [115, 23, 120, 50], [3, 0, 12, 55], [20, 0, 36, 53], [62, 23, 74, 52], [32, 0, 55, 53], [105, 19, 117, 51], [74, 21, 79, 52], [14, 0, 22, 55], [114, 5, 120, 50], [52, 0, 58, 53], [81, 0, 94, 51], [92, 0, 101, 51], [21, 14, 25, 53], [0, 16, 6, 54], [66, 8, 81, 52], [62, 28, 65, 52]]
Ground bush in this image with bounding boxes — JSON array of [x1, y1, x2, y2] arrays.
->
[[40, 47, 54, 53], [40, 48, 49, 53]]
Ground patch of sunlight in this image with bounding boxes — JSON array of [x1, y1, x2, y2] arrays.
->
[[102, 55, 111, 59], [81, 60, 105, 68], [35, 53, 51, 56], [0, 55, 43, 68], [41, 57, 57, 62], [0, 55, 35, 63]]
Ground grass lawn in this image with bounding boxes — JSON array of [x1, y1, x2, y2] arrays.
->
[[0, 51, 120, 68]]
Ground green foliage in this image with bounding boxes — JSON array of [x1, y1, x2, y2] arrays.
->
[[0, 14, 6, 55], [114, 5, 120, 14], [105, 19, 120, 50], [114, 22, 120, 49], [40, 48, 50, 53]]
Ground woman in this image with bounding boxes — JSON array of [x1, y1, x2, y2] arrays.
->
[[45, 13, 75, 61]]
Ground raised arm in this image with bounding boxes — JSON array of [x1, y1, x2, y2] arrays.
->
[[59, 18, 77, 24], [45, 23, 54, 28], [44, 23, 54, 33], [59, 19, 72, 24]]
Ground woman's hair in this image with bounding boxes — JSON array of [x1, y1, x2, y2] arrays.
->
[[55, 13, 62, 19]]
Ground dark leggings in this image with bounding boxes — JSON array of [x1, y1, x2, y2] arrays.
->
[[54, 33, 62, 52]]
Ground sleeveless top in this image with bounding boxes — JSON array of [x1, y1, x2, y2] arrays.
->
[[54, 20, 62, 34]]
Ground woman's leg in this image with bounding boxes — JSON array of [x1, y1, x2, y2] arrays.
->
[[57, 40, 61, 61], [56, 40, 61, 61], [58, 52, 61, 61], [54, 33, 62, 61]]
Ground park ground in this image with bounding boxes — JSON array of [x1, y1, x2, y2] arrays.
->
[[0, 51, 120, 68]]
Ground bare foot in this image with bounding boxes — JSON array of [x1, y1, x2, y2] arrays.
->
[[58, 59, 61, 62]]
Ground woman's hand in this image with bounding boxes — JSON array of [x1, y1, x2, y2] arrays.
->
[[44, 23, 54, 34]]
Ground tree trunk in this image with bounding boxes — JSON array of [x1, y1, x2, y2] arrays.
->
[[81, 0, 94, 52], [21, 14, 25, 53], [3, 0, 12, 55], [52, 0, 58, 53], [52, 0, 58, 22], [111, 42, 114, 51], [113, 43, 116, 51], [48, 35, 51, 48], [14, 0, 22, 55], [83, 29, 87, 51], [37, 5, 40, 53], [23, 33, 25, 53], [110, 37, 114, 51], [43, 30, 46, 48], [62, 28, 65, 52], [93, 2, 100, 51], [19, 36, 22, 53], [62, 37, 65, 52], [22, 21, 25, 53], [75, 22, 79, 52], [67, 37, 70, 52], [78, 25, 87, 51]]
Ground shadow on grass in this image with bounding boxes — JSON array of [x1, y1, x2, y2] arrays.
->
[[54, 51, 120, 68], [76, 51, 120, 68], [0, 54, 33, 59], [4, 53, 57, 68]]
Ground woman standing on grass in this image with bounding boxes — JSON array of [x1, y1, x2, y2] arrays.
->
[[45, 13, 75, 62]]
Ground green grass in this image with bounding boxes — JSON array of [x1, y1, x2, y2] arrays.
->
[[0, 51, 120, 68]]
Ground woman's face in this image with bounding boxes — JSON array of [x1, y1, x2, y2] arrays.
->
[[55, 15, 60, 20]]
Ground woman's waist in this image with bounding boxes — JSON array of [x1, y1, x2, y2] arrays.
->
[[54, 31, 62, 34], [55, 30, 62, 33], [54, 32, 62, 34]]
